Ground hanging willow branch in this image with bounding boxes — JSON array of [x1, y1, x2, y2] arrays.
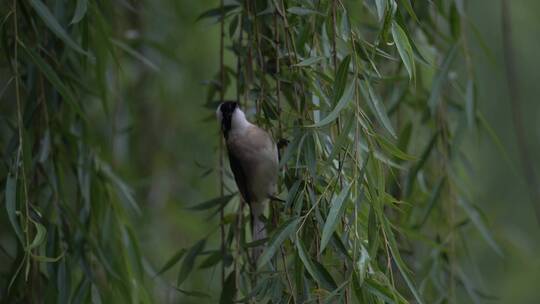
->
[[189, 1, 501, 303], [219, 0, 226, 288], [0, 0, 505, 303]]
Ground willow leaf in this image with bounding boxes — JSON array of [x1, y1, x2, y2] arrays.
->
[[28, 221, 46, 250], [360, 81, 397, 138], [258, 218, 300, 268], [155, 248, 186, 276], [333, 55, 352, 104], [320, 183, 352, 252], [219, 271, 236, 304], [295, 56, 325, 67], [177, 239, 206, 286], [380, 215, 424, 304], [22, 46, 84, 117], [70, 0, 88, 24], [458, 198, 503, 257], [5, 173, 23, 244], [308, 80, 355, 128], [391, 21, 415, 80], [428, 44, 458, 112], [187, 193, 235, 211], [29, 0, 89, 56]]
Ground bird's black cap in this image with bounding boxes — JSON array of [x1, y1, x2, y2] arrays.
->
[[219, 101, 238, 138]]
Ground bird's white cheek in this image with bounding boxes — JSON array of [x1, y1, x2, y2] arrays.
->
[[216, 110, 223, 125]]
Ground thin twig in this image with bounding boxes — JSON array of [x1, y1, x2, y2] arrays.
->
[[272, 9, 295, 302], [219, 0, 226, 288], [13, 0, 31, 273], [234, 6, 244, 294]]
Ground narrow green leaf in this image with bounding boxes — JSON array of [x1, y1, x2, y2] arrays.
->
[[28, 221, 46, 250], [296, 238, 318, 282], [177, 239, 206, 286], [375, 135, 415, 161], [22, 46, 84, 117], [308, 80, 355, 128], [374, 0, 386, 21], [458, 198, 503, 257], [397, 122, 412, 154], [331, 232, 352, 261], [287, 7, 323, 16], [187, 193, 235, 211], [294, 56, 325, 67], [258, 218, 300, 268], [155, 248, 186, 276], [398, 0, 419, 23], [477, 113, 518, 176], [98, 160, 141, 215], [199, 250, 229, 269], [450, 3, 461, 39], [28, 0, 89, 56], [391, 21, 415, 80], [365, 278, 408, 304], [304, 132, 318, 179], [327, 112, 355, 163], [394, 10, 430, 65], [279, 131, 302, 167], [360, 81, 397, 138], [352, 272, 367, 302], [367, 206, 380, 258], [111, 39, 159, 72], [5, 174, 23, 243], [380, 215, 424, 304], [285, 180, 302, 210], [417, 177, 445, 227], [333, 55, 352, 103], [70, 0, 88, 24], [428, 44, 458, 112], [406, 131, 439, 196], [228, 15, 239, 37], [356, 245, 370, 285], [296, 239, 337, 291], [455, 266, 483, 303], [380, 2, 394, 44], [312, 260, 338, 291], [320, 183, 352, 252], [196, 5, 238, 21], [175, 288, 211, 298], [32, 253, 64, 262], [219, 270, 236, 304]]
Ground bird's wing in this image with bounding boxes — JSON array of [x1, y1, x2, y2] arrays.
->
[[226, 146, 252, 204], [247, 126, 278, 166], [226, 126, 278, 203]]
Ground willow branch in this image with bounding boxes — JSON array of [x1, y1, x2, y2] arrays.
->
[[219, 0, 226, 286]]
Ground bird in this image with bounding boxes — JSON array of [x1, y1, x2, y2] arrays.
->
[[216, 101, 279, 262]]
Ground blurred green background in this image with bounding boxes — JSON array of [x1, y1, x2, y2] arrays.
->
[[116, 0, 540, 302], [462, 1, 540, 303]]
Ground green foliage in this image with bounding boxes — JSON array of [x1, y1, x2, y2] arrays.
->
[[0, 0, 149, 302], [0, 0, 505, 303], [190, 0, 500, 303]]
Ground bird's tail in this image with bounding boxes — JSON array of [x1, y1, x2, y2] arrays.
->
[[251, 213, 266, 263]]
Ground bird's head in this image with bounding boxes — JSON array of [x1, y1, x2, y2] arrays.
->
[[216, 101, 249, 138]]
